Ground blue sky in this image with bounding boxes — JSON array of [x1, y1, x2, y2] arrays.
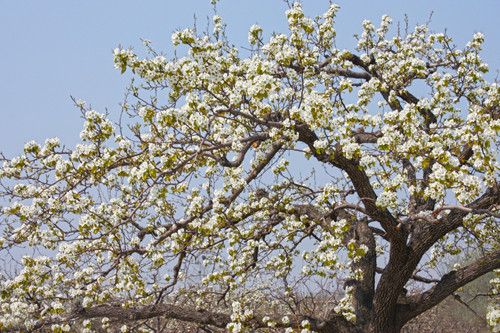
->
[[0, 0, 498, 156]]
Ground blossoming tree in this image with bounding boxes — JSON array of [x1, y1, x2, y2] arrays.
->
[[0, 3, 499, 333]]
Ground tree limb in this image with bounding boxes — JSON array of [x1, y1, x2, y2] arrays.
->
[[69, 303, 331, 332], [402, 249, 500, 321]]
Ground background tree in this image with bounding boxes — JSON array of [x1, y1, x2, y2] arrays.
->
[[0, 2, 499, 333]]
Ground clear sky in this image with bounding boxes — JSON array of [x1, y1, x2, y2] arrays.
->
[[0, 0, 498, 156]]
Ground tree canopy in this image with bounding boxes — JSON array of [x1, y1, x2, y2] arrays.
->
[[0, 2, 499, 333]]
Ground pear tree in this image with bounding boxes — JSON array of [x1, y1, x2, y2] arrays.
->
[[0, 3, 499, 333]]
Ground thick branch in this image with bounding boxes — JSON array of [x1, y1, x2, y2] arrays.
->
[[219, 142, 251, 167], [0, 300, 330, 333], [68, 302, 333, 332], [353, 129, 382, 144], [413, 184, 500, 253], [75, 303, 231, 328], [402, 249, 500, 322], [323, 67, 371, 80], [296, 123, 400, 239]]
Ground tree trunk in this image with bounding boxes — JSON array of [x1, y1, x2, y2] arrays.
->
[[351, 220, 376, 329]]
